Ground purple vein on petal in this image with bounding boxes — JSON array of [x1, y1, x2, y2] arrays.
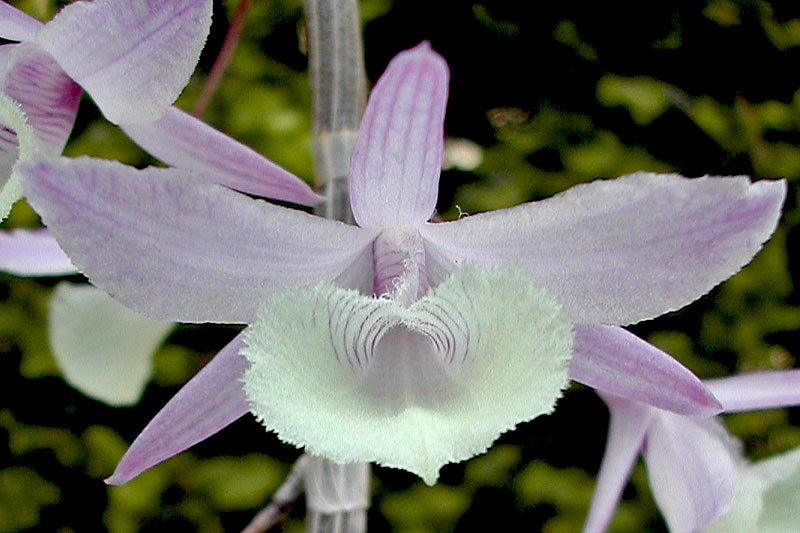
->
[[569, 325, 722, 416], [121, 106, 323, 206], [3, 44, 81, 154], [105, 333, 249, 485], [349, 42, 449, 228]]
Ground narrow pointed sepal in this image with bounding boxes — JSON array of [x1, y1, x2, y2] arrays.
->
[[705, 370, 800, 413], [570, 325, 722, 416], [242, 264, 573, 485], [48, 283, 174, 406], [120, 107, 323, 206], [583, 394, 654, 533], [0, 228, 76, 276], [0, 3, 42, 42], [105, 334, 250, 485]]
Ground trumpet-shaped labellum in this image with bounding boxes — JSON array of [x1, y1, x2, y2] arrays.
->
[[243, 265, 573, 484], [16, 43, 786, 485], [584, 370, 800, 533]]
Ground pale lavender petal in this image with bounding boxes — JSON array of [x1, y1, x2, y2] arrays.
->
[[349, 42, 448, 228], [36, 0, 213, 124], [0, 2, 42, 42], [644, 413, 740, 533], [0, 228, 76, 276], [120, 107, 323, 206], [570, 325, 722, 416], [420, 173, 786, 325], [3, 43, 81, 154], [706, 370, 800, 413], [18, 157, 377, 323], [105, 333, 249, 485], [583, 394, 654, 533]]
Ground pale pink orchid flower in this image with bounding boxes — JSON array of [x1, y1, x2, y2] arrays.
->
[[0, 0, 325, 405], [15, 43, 786, 484], [585, 370, 800, 533]]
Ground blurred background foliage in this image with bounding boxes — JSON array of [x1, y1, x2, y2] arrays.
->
[[1, 0, 799, 531]]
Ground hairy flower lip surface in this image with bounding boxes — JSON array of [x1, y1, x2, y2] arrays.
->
[[16, 42, 786, 484], [242, 264, 574, 484]]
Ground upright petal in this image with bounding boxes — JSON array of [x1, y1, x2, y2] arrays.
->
[[106, 334, 249, 485], [569, 325, 722, 415], [705, 370, 800, 413], [242, 265, 573, 485], [3, 43, 81, 154], [49, 283, 174, 406], [36, 0, 213, 124], [0, 228, 76, 276], [120, 107, 323, 206], [349, 42, 448, 228], [644, 414, 740, 533], [0, 2, 42, 42], [583, 394, 654, 533], [420, 173, 786, 325], [18, 156, 376, 323]]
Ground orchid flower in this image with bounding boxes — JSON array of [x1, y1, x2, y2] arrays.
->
[[0, 0, 214, 221], [0, 0, 329, 405], [584, 370, 800, 533], [0, 0, 214, 404], [15, 42, 785, 485]]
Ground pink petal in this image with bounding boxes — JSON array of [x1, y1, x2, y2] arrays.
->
[[36, 0, 213, 124], [120, 107, 323, 206], [2, 43, 81, 154], [420, 173, 786, 325], [17, 157, 376, 323], [0, 228, 77, 276], [105, 334, 249, 485], [706, 370, 800, 413], [570, 325, 722, 415], [349, 42, 448, 227], [0, 2, 42, 42], [644, 413, 740, 533], [583, 394, 654, 533]]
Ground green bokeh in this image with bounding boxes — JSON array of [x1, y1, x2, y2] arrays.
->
[[1, 0, 799, 531]]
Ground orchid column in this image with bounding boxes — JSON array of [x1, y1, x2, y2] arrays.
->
[[305, 0, 370, 531]]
